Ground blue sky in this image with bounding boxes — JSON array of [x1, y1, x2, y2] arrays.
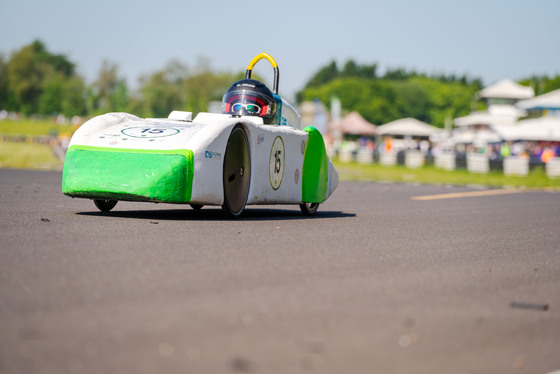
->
[[1, 0, 559, 101]]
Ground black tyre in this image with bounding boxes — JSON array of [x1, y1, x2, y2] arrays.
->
[[299, 202, 319, 216], [93, 199, 118, 212], [222, 125, 251, 218], [190, 204, 204, 210]]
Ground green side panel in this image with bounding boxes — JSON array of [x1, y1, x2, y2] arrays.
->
[[302, 126, 329, 203], [62, 145, 194, 203]]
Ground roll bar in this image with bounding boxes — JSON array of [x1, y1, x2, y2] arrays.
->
[[245, 53, 280, 95]]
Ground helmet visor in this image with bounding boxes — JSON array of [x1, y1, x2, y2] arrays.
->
[[223, 91, 272, 117], [231, 102, 262, 114]]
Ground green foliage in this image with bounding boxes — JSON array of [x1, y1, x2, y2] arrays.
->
[[4, 40, 80, 115], [301, 78, 398, 124], [135, 62, 187, 118], [90, 60, 129, 115], [405, 77, 480, 127], [0, 40, 557, 125], [0, 54, 9, 108], [297, 60, 484, 127], [519, 75, 560, 95], [303, 61, 338, 90], [132, 58, 239, 118], [0, 142, 62, 170], [0, 119, 79, 136], [301, 60, 378, 93], [334, 160, 560, 189]]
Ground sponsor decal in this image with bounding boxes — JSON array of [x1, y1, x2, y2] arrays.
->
[[295, 168, 300, 184], [257, 134, 265, 144], [121, 127, 180, 138], [269, 136, 285, 190], [205, 150, 222, 159], [301, 140, 306, 154]]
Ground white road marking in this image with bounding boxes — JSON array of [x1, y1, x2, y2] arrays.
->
[[411, 188, 524, 201]]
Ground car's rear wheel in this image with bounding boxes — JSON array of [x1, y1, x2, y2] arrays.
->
[[299, 202, 319, 216], [93, 199, 118, 212], [190, 204, 203, 210], [222, 125, 251, 219]]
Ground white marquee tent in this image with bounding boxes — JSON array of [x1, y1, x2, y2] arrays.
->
[[454, 105, 523, 127], [516, 89, 560, 111], [329, 112, 376, 136], [451, 129, 503, 144], [477, 79, 535, 100], [376, 118, 441, 137], [494, 117, 560, 142]]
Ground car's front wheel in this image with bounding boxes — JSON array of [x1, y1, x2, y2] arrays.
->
[[222, 125, 251, 219], [93, 199, 118, 212]]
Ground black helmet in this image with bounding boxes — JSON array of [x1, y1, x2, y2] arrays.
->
[[222, 79, 277, 124]]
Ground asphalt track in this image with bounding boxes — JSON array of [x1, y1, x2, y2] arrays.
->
[[1, 168, 560, 374]]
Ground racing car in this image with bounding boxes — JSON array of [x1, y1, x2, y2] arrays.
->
[[62, 53, 338, 218]]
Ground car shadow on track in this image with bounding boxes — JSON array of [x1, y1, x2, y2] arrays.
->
[[76, 207, 355, 221]]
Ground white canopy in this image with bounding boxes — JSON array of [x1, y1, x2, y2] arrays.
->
[[376, 118, 441, 137], [495, 117, 560, 141], [329, 111, 376, 136], [516, 89, 560, 110], [451, 129, 503, 144], [478, 79, 534, 100], [454, 109, 520, 127]]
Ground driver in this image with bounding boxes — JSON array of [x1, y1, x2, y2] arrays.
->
[[222, 79, 277, 124]]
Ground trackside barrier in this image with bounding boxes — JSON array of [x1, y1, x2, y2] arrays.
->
[[357, 149, 374, 164], [435, 152, 456, 171], [379, 152, 397, 166], [546, 158, 560, 178], [332, 148, 559, 180], [467, 153, 489, 174], [503, 156, 529, 176], [405, 151, 424, 169], [339, 149, 354, 163]]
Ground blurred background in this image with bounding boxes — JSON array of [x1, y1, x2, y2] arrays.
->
[[1, 0, 559, 184]]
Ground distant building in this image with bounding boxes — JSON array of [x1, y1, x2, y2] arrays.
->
[[476, 78, 534, 106], [451, 79, 535, 147], [516, 89, 560, 118]]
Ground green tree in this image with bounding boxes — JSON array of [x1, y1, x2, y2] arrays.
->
[[60, 76, 87, 117], [519, 75, 560, 95], [383, 67, 417, 81], [37, 73, 87, 117], [183, 58, 239, 115], [38, 73, 65, 115], [6, 40, 78, 115], [0, 54, 11, 109], [135, 59, 188, 118], [304, 61, 339, 89], [298, 60, 484, 127], [132, 58, 240, 118], [90, 60, 129, 114], [340, 60, 377, 80], [390, 79, 432, 123], [300, 78, 398, 124], [7, 42, 44, 114], [396, 77, 480, 127], [340, 60, 359, 78]]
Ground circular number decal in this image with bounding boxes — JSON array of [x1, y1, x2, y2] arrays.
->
[[269, 136, 285, 190], [121, 127, 180, 138]]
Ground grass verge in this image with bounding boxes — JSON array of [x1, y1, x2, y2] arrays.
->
[[0, 119, 79, 137], [333, 160, 560, 189], [1, 130, 559, 189], [0, 142, 62, 170]]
